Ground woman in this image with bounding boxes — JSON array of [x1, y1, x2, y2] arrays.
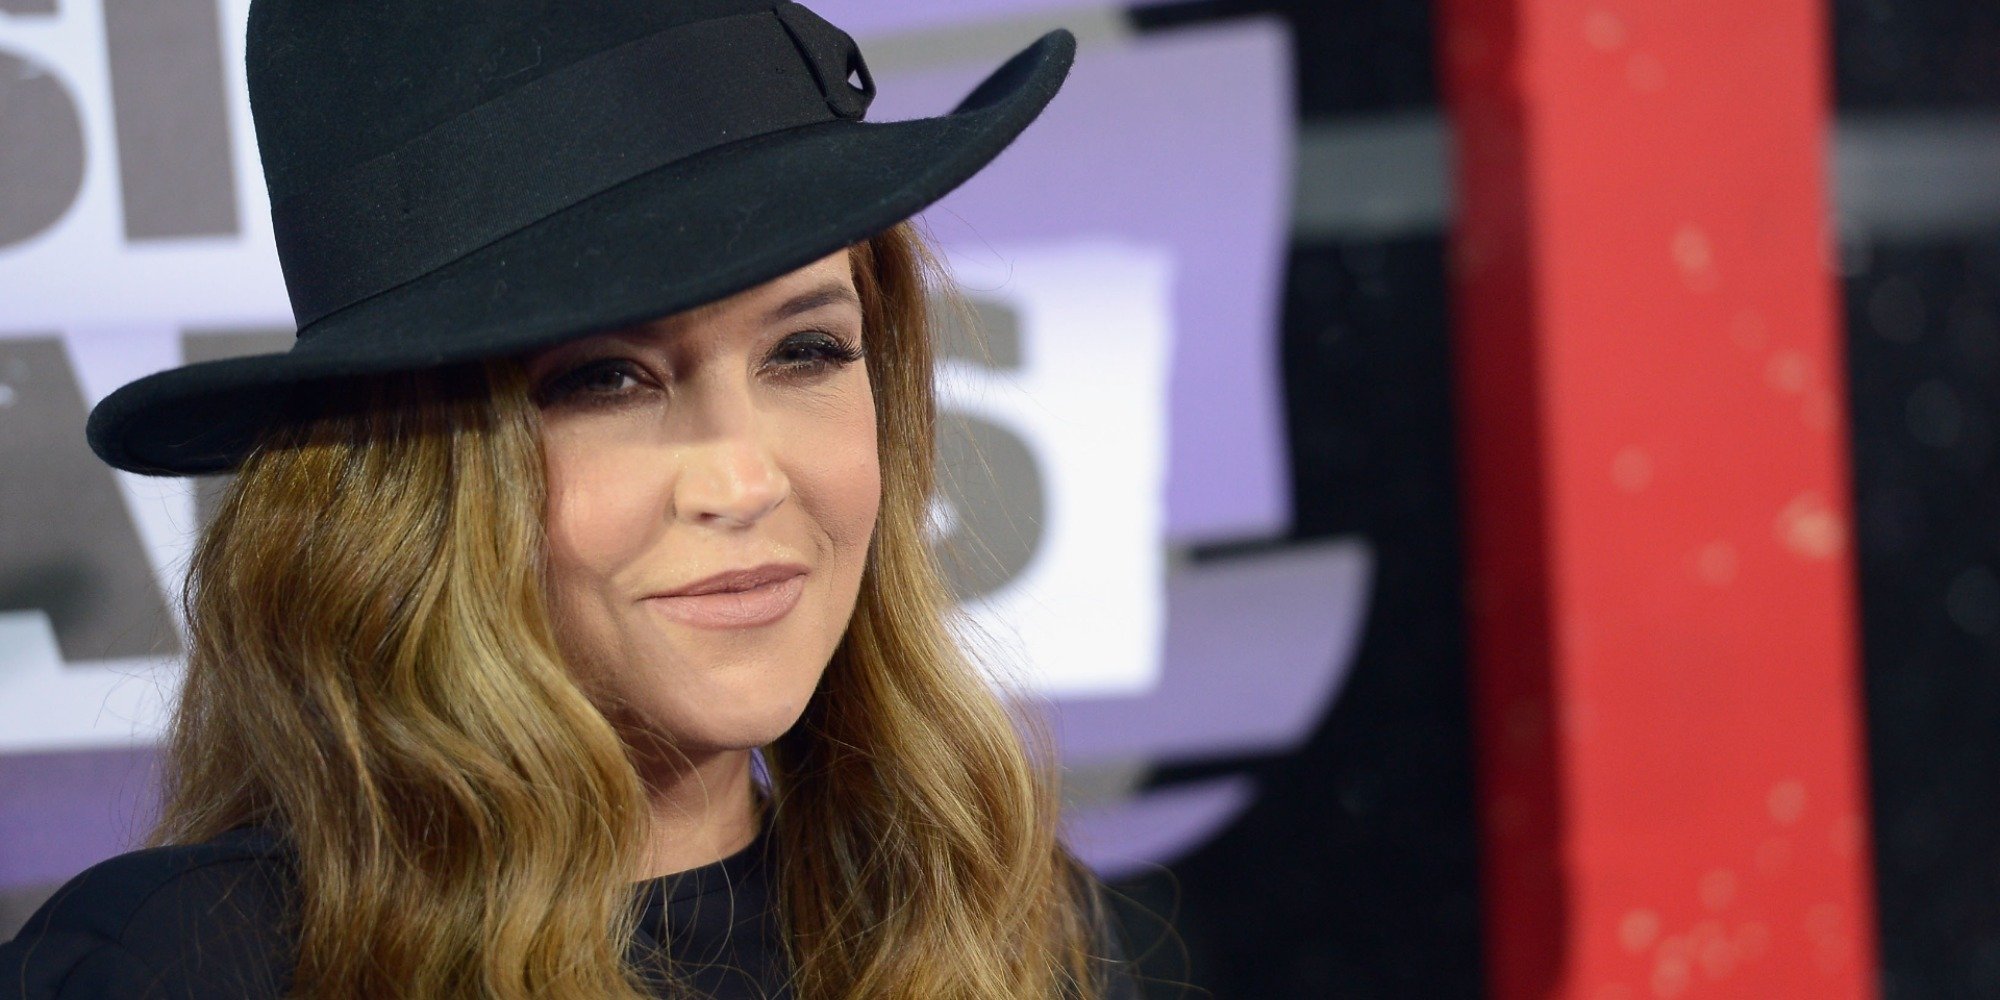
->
[[0, 1, 1138, 997]]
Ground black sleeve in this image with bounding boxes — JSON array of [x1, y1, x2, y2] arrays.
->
[[0, 830, 294, 1000]]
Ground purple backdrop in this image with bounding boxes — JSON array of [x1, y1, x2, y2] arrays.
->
[[872, 20, 1297, 543]]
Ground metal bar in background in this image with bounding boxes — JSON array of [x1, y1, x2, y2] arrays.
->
[[1831, 113, 2000, 242], [1437, 0, 1880, 997], [1293, 112, 2000, 243], [1293, 115, 1454, 240]]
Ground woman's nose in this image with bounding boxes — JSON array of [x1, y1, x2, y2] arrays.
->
[[670, 393, 790, 529]]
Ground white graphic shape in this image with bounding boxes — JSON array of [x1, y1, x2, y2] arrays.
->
[[0, 612, 171, 752], [937, 242, 1173, 698]]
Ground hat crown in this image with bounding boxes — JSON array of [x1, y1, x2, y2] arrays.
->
[[245, 0, 779, 204], [91, 0, 1071, 476]]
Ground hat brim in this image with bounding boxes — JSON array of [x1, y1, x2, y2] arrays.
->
[[87, 29, 1075, 475]]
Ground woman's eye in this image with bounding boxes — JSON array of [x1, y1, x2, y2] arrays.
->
[[768, 331, 863, 376], [535, 358, 647, 406]]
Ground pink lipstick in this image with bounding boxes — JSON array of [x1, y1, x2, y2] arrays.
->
[[644, 563, 807, 629]]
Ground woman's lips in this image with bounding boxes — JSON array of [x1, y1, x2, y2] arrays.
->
[[644, 572, 805, 629]]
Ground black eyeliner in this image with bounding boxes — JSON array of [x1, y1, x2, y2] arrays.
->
[[534, 357, 648, 408], [769, 330, 863, 373]]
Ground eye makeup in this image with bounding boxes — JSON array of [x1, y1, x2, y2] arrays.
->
[[532, 329, 863, 409]]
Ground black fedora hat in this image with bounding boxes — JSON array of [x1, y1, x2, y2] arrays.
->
[[85, 0, 1074, 476]]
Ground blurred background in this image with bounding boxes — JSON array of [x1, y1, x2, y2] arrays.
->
[[4, 0, 1999, 997]]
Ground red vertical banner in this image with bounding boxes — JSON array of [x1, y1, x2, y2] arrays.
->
[[1439, 0, 1881, 997]]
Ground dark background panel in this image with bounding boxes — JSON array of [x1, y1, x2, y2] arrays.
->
[[1131, 0, 1438, 117], [1113, 237, 1480, 996], [1115, 4, 1474, 999], [1833, 0, 2000, 111], [1846, 234, 2000, 1000], [1835, 0, 2000, 993], [1176, 237, 1478, 1000]]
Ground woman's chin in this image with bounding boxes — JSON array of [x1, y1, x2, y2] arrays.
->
[[677, 717, 806, 755], [613, 694, 814, 758]]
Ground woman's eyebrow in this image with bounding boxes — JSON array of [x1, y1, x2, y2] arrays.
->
[[767, 281, 860, 323]]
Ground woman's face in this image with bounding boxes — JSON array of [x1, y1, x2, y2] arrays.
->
[[524, 251, 879, 757]]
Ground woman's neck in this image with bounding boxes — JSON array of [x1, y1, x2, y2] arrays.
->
[[631, 745, 762, 880]]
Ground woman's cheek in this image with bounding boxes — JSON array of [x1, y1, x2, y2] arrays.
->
[[818, 404, 880, 549], [545, 437, 671, 571], [774, 383, 878, 536], [846, 450, 883, 547]]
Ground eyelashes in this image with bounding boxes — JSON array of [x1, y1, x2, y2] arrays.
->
[[767, 330, 864, 372], [533, 330, 863, 408], [533, 358, 646, 405]]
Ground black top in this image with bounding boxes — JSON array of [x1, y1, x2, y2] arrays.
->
[[0, 825, 1138, 999]]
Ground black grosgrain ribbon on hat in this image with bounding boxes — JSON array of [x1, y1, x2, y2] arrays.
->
[[274, 5, 876, 332]]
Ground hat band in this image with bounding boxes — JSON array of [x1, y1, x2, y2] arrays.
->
[[273, 7, 873, 333]]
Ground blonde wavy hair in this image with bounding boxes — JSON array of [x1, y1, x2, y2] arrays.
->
[[151, 222, 1114, 999]]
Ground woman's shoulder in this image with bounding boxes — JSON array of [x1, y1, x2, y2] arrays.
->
[[0, 827, 295, 999]]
